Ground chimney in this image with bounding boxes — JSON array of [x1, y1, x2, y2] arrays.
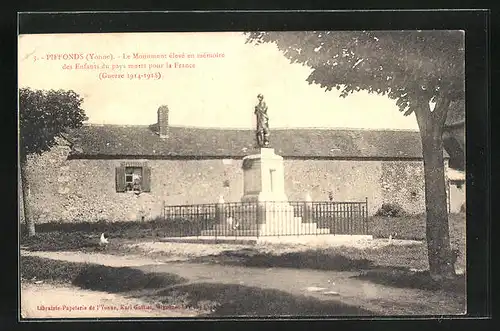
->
[[157, 105, 169, 138]]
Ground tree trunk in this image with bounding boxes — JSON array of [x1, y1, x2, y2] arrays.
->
[[20, 161, 36, 236], [413, 94, 456, 280], [421, 133, 455, 279]]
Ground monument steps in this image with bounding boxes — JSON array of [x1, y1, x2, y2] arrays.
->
[[199, 227, 331, 237], [200, 217, 332, 237], [199, 229, 259, 236], [259, 220, 331, 235]]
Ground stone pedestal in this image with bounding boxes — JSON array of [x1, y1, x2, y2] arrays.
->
[[238, 148, 328, 236], [200, 148, 330, 237], [241, 148, 288, 203]]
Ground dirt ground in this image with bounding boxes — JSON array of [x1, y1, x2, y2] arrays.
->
[[21, 249, 466, 316], [20, 282, 200, 319], [126, 238, 423, 255]]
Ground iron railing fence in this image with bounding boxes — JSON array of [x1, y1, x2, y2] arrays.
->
[[162, 199, 369, 238]]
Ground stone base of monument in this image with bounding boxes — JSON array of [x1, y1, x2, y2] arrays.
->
[[239, 148, 288, 203], [159, 234, 374, 246], [257, 202, 331, 236], [199, 201, 330, 237], [199, 148, 334, 237], [200, 148, 333, 237]]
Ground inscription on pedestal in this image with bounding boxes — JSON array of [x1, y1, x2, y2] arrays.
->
[[241, 148, 287, 203], [244, 166, 262, 193]]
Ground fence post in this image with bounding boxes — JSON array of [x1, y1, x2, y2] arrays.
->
[[255, 200, 260, 238], [365, 197, 369, 235], [332, 202, 336, 235], [215, 195, 225, 222], [162, 201, 166, 221], [257, 200, 267, 238], [304, 192, 313, 224], [195, 204, 200, 239], [215, 195, 225, 240]]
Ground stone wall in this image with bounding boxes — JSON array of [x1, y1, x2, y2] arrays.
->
[[283, 160, 382, 213], [22, 145, 434, 223], [380, 161, 426, 215], [23, 146, 246, 222], [283, 159, 426, 215]]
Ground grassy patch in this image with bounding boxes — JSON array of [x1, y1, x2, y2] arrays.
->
[[195, 244, 429, 271], [355, 268, 466, 294], [20, 219, 180, 253], [325, 244, 430, 270], [368, 213, 465, 243], [367, 213, 466, 270], [20, 255, 187, 292], [21, 231, 104, 252], [21, 255, 87, 284], [20, 219, 187, 239], [155, 283, 374, 316], [20, 230, 160, 256], [73, 265, 187, 293]]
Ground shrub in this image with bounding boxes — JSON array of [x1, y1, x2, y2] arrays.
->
[[374, 203, 407, 217], [459, 202, 466, 213]]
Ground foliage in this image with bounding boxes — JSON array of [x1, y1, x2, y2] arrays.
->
[[374, 203, 407, 217], [19, 87, 88, 236], [246, 31, 464, 115], [19, 88, 88, 162]]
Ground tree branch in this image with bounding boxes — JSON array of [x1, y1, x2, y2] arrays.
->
[[410, 89, 432, 136], [58, 132, 75, 148], [432, 92, 452, 130]]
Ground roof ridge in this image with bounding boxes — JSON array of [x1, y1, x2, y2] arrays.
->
[[70, 124, 430, 158]]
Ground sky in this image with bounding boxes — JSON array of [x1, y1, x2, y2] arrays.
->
[[18, 32, 419, 130]]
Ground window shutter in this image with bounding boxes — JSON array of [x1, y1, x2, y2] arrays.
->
[[115, 166, 126, 192], [142, 166, 151, 192]]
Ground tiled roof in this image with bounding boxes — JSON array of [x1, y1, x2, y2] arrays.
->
[[66, 124, 448, 159]]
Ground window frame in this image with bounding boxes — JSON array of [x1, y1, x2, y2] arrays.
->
[[124, 166, 143, 192], [116, 162, 151, 193]]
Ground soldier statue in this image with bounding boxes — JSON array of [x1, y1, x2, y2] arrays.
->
[[254, 93, 270, 147]]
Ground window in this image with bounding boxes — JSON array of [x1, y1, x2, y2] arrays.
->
[[125, 167, 142, 192], [116, 162, 151, 193]]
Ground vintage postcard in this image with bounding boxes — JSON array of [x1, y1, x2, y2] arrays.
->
[[19, 30, 466, 319]]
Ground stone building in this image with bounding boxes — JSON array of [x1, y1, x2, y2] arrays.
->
[[447, 168, 466, 213], [443, 100, 465, 171], [21, 106, 460, 223]]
